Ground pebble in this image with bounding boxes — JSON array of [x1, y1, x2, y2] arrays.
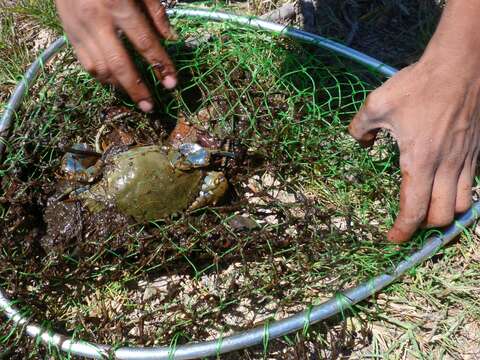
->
[[228, 214, 259, 231]]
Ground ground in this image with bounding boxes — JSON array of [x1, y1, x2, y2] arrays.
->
[[1, 0, 479, 359]]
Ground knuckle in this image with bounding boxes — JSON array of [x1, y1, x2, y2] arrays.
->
[[77, 1, 99, 22], [443, 154, 464, 168], [105, 0, 128, 7], [94, 62, 110, 79], [397, 205, 428, 229], [107, 55, 129, 75], [415, 154, 436, 169], [136, 34, 155, 54], [362, 91, 383, 116], [108, 0, 135, 19], [405, 210, 427, 226], [401, 150, 435, 172], [399, 156, 414, 173]]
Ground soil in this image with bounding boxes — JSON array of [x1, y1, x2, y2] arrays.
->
[[304, 0, 443, 67]]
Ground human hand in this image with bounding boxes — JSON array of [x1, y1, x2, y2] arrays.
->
[[55, 0, 178, 113], [348, 57, 480, 243]]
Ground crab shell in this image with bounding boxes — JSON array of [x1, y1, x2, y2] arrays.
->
[[78, 145, 228, 222]]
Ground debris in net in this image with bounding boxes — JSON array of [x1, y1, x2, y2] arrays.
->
[[246, 173, 297, 204], [184, 33, 214, 49], [332, 216, 348, 231], [285, 225, 298, 237], [140, 275, 187, 302]]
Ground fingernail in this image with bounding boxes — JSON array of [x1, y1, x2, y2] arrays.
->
[[138, 100, 154, 113], [163, 75, 177, 89]]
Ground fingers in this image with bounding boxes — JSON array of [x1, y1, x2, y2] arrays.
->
[[77, 39, 117, 84], [73, 45, 94, 74], [387, 162, 434, 243], [59, 0, 179, 113], [455, 164, 473, 214], [455, 148, 478, 213], [143, 0, 178, 40], [115, 2, 177, 89], [425, 165, 460, 227], [390, 154, 475, 243], [96, 27, 154, 111]]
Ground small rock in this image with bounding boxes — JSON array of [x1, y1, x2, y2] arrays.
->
[[247, 175, 262, 193], [128, 327, 140, 337], [228, 215, 259, 231], [261, 172, 280, 187], [332, 217, 347, 231], [143, 286, 158, 302], [247, 196, 267, 206], [271, 190, 296, 204], [264, 214, 279, 225], [285, 226, 298, 237]]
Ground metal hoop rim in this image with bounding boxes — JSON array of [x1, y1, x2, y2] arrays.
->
[[1, 8, 476, 360]]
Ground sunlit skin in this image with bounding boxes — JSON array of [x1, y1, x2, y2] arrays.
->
[[55, 0, 178, 113], [349, 0, 480, 242], [55, 0, 480, 243]]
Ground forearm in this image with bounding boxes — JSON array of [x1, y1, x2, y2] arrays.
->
[[423, 1, 480, 70]]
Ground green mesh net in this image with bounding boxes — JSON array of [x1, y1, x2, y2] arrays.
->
[[0, 16, 426, 358]]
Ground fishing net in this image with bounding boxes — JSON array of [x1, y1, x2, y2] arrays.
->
[[0, 14, 423, 358]]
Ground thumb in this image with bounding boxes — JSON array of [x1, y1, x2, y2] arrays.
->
[[348, 92, 387, 147]]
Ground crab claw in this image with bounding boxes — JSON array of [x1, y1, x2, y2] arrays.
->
[[62, 144, 98, 173], [170, 143, 211, 170], [179, 143, 210, 166], [189, 171, 228, 211], [61, 144, 103, 183], [170, 143, 236, 171]]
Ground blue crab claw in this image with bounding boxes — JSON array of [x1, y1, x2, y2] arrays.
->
[[61, 144, 102, 183], [171, 143, 236, 170], [179, 143, 210, 167], [189, 171, 229, 211], [62, 144, 96, 172], [170, 143, 210, 170]]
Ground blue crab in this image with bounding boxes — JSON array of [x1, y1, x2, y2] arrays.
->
[[61, 130, 228, 223]]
